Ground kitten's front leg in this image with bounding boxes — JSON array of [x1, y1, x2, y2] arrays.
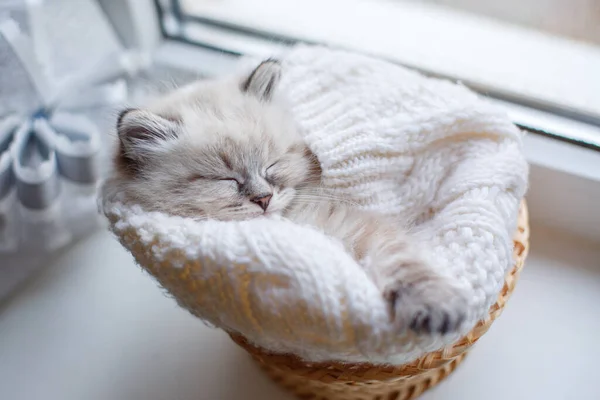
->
[[361, 224, 469, 334], [288, 200, 468, 334]]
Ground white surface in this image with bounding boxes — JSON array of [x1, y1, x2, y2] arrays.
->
[[1, 223, 599, 400], [418, 0, 600, 45], [180, 0, 600, 119]]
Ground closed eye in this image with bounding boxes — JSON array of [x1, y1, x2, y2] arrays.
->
[[187, 175, 241, 186], [219, 177, 241, 186], [187, 174, 207, 182], [265, 162, 278, 174]]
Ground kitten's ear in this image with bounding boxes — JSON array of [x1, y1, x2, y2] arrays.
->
[[241, 59, 282, 101], [117, 108, 180, 160]]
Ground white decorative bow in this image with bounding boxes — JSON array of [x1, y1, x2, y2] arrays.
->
[[0, 4, 149, 253]]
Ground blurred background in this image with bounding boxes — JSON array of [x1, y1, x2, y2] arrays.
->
[[414, 0, 600, 44], [0, 1, 599, 400]]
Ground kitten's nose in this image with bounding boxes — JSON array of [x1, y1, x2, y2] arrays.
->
[[251, 194, 272, 211]]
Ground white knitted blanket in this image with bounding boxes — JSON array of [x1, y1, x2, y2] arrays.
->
[[102, 46, 528, 364]]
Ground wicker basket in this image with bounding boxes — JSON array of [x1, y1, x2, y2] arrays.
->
[[230, 202, 530, 400]]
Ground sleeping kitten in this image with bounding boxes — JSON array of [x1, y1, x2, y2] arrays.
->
[[110, 60, 468, 334]]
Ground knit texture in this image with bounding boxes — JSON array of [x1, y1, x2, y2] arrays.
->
[[102, 46, 528, 364]]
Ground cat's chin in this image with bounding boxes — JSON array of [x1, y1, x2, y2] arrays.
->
[[219, 213, 263, 222], [264, 209, 284, 218], [222, 209, 285, 222], [237, 210, 285, 221]]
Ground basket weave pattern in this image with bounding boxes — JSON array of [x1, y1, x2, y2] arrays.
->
[[230, 202, 530, 400]]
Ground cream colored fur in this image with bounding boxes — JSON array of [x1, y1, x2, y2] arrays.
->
[[108, 60, 469, 334]]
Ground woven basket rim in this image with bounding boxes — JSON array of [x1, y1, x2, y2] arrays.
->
[[230, 201, 530, 382]]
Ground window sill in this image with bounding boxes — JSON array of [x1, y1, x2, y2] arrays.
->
[[175, 0, 600, 124]]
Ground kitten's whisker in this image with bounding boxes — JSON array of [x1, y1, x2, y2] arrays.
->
[[294, 196, 358, 204], [297, 189, 359, 200], [212, 207, 262, 221], [297, 188, 346, 196], [292, 194, 359, 206]]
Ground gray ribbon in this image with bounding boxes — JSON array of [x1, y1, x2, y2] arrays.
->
[[55, 153, 97, 184], [35, 115, 100, 184], [0, 115, 19, 200], [0, 163, 13, 200], [1, 112, 100, 210], [17, 176, 60, 210], [11, 120, 60, 210]]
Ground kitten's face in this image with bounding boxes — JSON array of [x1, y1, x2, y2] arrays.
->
[[114, 60, 319, 220]]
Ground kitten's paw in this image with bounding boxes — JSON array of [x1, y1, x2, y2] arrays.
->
[[384, 280, 469, 335]]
